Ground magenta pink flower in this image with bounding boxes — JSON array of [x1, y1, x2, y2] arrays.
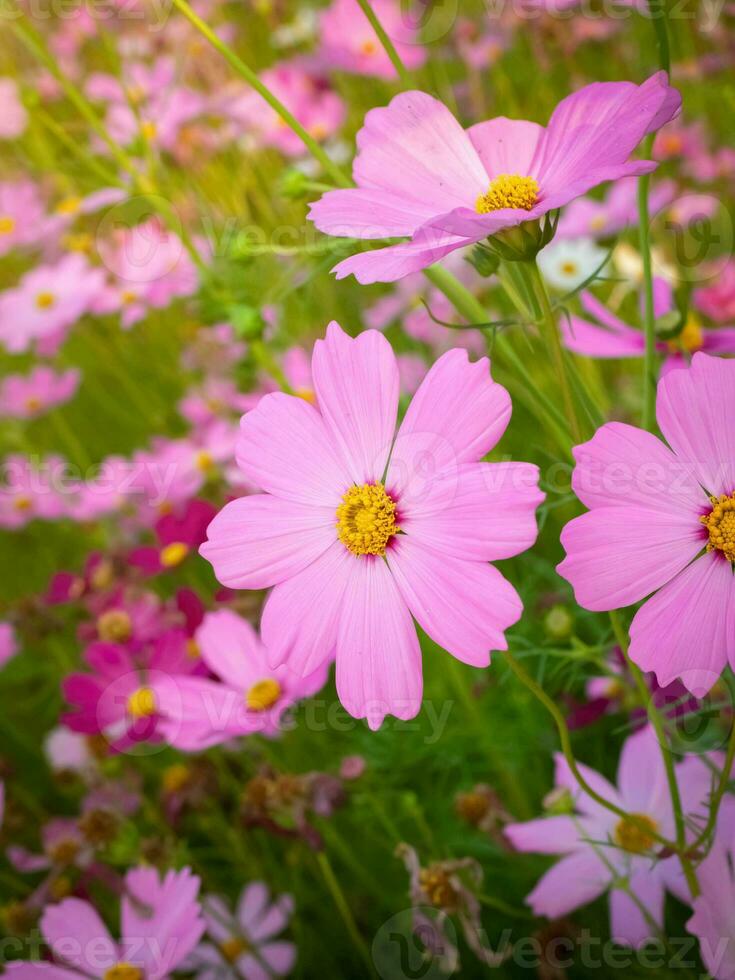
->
[[0, 254, 106, 353], [155, 608, 329, 749], [561, 279, 735, 374], [505, 726, 717, 947], [0, 621, 18, 670], [201, 321, 543, 728], [309, 74, 680, 283], [0, 366, 80, 419], [189, 882, 296, 980], [317, 0, 427, 79], [6, 865, 204, 980], [558, 353, 735, 696], [128, 499, 218, 577], [694, 260, 735, 325]]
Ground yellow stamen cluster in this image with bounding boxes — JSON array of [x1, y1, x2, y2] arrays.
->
[[127, 686, 156, 719], [336, 483, 399, 556], [419, 866, 458, 910], [159, 541, 189, 568], [24, 396, 43, 413], [668, 314, 703, 354], [701, 493, 735, 562], [476, 174, 539, 214], [97, 609, 132, 643], [55, 197, 81, 216], [0, 216, 16, 234], [36, 291, 56, 310], [162, 763, 191, 795], [614, 813, 658, 854], [103, 965, 143, 980], [246, 678, 282, 711]]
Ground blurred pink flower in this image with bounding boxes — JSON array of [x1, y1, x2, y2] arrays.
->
[[694, 260, 735, 324], [0, 455, 68, 529], [128, 498, 218, 576], [201, 321, 543, 728], [506, 726, 718, 946], [6, 866, 204, 980], [557, 177, 675, 239], [0, 366, 80, 419], [0, 621, 18, 669], [0, 254, 106, 353], [317, 0, 427, 79], [561, 278, 735, 373], [0, 78, 28, 138], [558, 353, 735, 696], [188, 882, 296, 980], [0, 180, 49, 256], [309, 74, 680, 283], [687, 819, 735, 979]]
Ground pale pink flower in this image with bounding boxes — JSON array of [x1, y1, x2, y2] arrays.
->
[[0, 366, 80, 419], [0, 455, 68, 529], [0, 254, 106, 353], [201, 322, 543, 728], [223, 61, 345, 156], [189, 882, 296, 980], [558, 353, 735, 696], [317, 0, 427, 79], [556, 177, 676, 239], [6, 866, 205, 980], [0, 180, 48, 256], [0, 78, 28, 138], [687, 819, 735, 979], [309, 74, 680, 283], [506, 726, 719, 946]]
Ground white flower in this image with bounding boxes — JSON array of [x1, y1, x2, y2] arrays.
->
[[538, 237, 607, 291]]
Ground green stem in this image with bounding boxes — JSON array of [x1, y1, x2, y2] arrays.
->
[[169, 0, 350, 188], [528, 261, 582, 444], [610, 611, 700, 898], [645, 0, 672, 74], [691, 719, 735, 851], [637, 140, 657, 433], [355, 0, 412, 86], [316, 851, 375, 975], [503, 649, 677, 851]]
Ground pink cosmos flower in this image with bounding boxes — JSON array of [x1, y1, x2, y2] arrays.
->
[[0, 254, 106, 353], [0, 180, 49, 256], [561, 278, 735, 374], [556, 177, 675, 240], [317, 0, 427, 79], [179, 377, 254, 426], [223, 61, 345, 156], [0, 621, 18, 669], [155, 608, 329, 749], [94, 218, 198, 329], [200, 321, 543, 728], [309, 74, 681, 283], [694, 260, 735, 325], [0, 78, 28, 138], [188, 882, 296, 980], [505, 726, 717, 947], [0, 366, 80, 420], [128, 499, 218, 577], [557, 353, 735, 696], [6, 865, 204, 980], [0, 455, 67, 529], [687, 821, 735, 979]]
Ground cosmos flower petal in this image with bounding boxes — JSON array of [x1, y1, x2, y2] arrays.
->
[[335, 555, 422, 729], [629, 552, 735, 696], [616, 726, 671, 820], [397, 461, 543, 562], [557, 505, 703, 611], [570, 421, 706, 515], [236, 392, 350, 506], [3, 968, 83, 980], [309, 187, 440, 238], [504, 815, 582, 855], [656, 351, 735, 497], [609, 874, 665, 948], [351, 91, 486, 209], [331, 231, 470, 284], [387, 348, 511, 496], [311, 321, 399, 483], [42, 898, 117, 975], [525, 850, 609, 919], [554, 752, 624, 818], [561, 314, 646, 358], [387, 537, 522, 666], [196, 608, 267, 689], [261, 541, 349, 676], [467, 117, 543, 176], [199, 494, 335, 590]]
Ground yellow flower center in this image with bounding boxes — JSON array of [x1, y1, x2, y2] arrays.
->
[[97, 609, 132, 643], [614, 813, 658, 853], [336, 483, 399, 556], [296, 387, 316, 404], [419, 866, 458, 910], [121, 289, 138, 305], [195, 449, 215, 472], [560, 261, 578, 276], [48, 838, 80, 865], [159, 541, 189, 568], [246, 678, 282, 711], [103, 965, 143, 980], [24, 396, 43, 413], [162, 763, 191, 794], [701, 493, 735, 563], [55, 196, 81, 215], [476, 174, 539, 214], [127, 686, 156, 719], [0, 216, 15, 234], [13, 495, 32, 512], [219, 937, 249, 963], [140, 120, 157, 141], [186, 638, 201, 659], [36, 291, 56, 310], [360, 39, 378, 56], [668, 313, 703, 354], [589, 214, 607, 232]]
